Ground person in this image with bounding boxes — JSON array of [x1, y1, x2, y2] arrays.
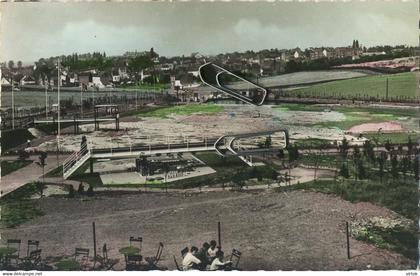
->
[[209, 251, 232, 271], [196, 242, 210, 270], [182, 246, 201, 271], [207, 240, 219, 261]]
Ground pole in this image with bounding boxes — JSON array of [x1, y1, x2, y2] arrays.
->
[[136, 90, 138, 111], [11, 79, 15, 130], [92, 222, 97, 269], [57, 58, 61, 166], [80, 84, 83, 118], [218, 221, 221, 250], [346, 221, 350, 259], [45, 79, 48, 118]]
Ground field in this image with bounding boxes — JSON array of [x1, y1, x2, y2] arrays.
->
[[292, 72, 417, 100]]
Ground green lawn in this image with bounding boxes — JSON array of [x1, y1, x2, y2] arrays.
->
[[117, 83, 169, 91], [0, 182, 44, 228], [292, 72, 417, 100], [1, 160, 33, 176], [139, 104, 224, 118]]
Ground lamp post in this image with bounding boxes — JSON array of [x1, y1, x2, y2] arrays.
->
[[11, 77, 15, 129], [80, 83, 83, 118], [45, 77, 48, 118], [56, 58, 61, 165]]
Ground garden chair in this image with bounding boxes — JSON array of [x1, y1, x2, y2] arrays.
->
[[74, 248, 90, 270], [26, 240, 39, 257], [20, 249, 42, 270], [129, 237, 143, 251], [125, 254, 142, 270], [6, 239, 21, 267], [145, 242, 163, 269], [172, 255, 182, 271], [229, 249, 242, 269], [95, 243, 118, 271]]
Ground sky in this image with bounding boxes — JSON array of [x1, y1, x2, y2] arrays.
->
[[0, 1, 418, 63]]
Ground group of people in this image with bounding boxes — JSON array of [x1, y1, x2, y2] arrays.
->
[[181, 240, 232, 271]]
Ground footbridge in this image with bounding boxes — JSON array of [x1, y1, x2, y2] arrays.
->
[[62, 129, 288, 179]]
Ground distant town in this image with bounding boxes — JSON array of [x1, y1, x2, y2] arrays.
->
[[1, 41, 418, 91]]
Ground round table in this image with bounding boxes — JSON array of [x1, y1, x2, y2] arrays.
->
[[119, 246, 140, 256], [55, 259, 81, 271]]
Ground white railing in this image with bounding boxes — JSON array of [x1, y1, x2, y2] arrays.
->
[[63, 143, 91, 179]]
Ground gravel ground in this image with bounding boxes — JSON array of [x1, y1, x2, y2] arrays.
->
[[1, 190, 414, 271]]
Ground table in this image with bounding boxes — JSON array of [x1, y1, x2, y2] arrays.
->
[[0, 248, 18, 269], [54, 259, 81, 271], [119, 246, 140, 256]]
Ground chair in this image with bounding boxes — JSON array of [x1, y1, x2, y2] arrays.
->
[[6, 239, 21, 266], [125, 254, 142, 270], [26, 240, 39, 257], [145, 242, 163, 269], [229, 249, 242, 269], [173, 255, 182, 271], [129, 237, 143, 251], [74, 248, 90, 270], [180, 247, 189, 258], [21, 249, 42, 270], [95, 244, 118, 271]]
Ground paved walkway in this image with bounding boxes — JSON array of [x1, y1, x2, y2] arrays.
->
[[1, 154, 69, 196]]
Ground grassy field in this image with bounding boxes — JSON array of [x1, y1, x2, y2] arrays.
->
[[292, 72, 417, 100], [139, 104, 224, 118], [1, 160, 33, 176], [0, 183, 43, 228], [117, 83, 169, 91]]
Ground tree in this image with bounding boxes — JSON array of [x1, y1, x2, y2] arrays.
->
[[390, 155, 399, 179], [34, 181, 46, 197], [8, 60, 14, 70], [407, 137, 414, 155], [339, 163, 350, 178], [38, 152, 48, 185], [413, 156, 419, 181], [17, 61, 23, 70], [357, 161, 366, 180], [339, 137, 349, 157], [385, 139, 392, 152], [377, 152, 386, 183], [264, 135, 272, 148]]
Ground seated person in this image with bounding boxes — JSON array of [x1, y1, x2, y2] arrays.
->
[[195, 242, 210, 270], [182, 246, 201, 271], [209, 251, 232, 271], [207, 240, 219, 261]]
